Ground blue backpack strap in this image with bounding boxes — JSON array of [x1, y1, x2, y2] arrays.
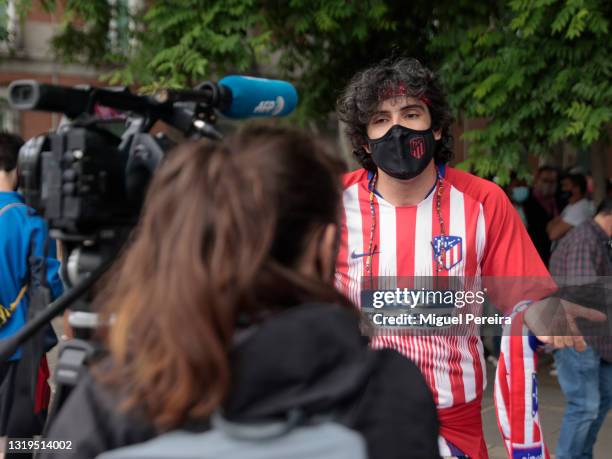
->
[[0, 202, 29, 326], [0, 201, 27, 217]]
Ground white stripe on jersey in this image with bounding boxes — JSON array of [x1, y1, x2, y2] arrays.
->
[[448, 185, 466, 277], [438, 435, 452, 457], [459, 336, 477, 402], [343, 183, 363, 306], [414, 194, 433, 276], [377, 201, 397, 280]]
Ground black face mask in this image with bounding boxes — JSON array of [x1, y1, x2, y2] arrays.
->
[[367, 125, 436, 180]]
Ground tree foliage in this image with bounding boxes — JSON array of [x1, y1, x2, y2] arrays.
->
[[431, 0, 612, 181], [29, 1, 445, 122], [6, 1, 612, 180]]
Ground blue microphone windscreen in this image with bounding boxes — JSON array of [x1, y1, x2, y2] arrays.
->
[[219, 76, 298, 119]]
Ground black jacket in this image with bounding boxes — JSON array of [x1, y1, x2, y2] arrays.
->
[[523, 194, 555, 266], [42, 304, 440, 458]]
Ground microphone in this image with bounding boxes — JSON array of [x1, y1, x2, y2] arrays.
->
[[218, 76, 298, 119], [8, 76, 298, 120]]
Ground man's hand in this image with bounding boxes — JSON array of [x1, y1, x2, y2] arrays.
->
[[523, 298, 606, 351]]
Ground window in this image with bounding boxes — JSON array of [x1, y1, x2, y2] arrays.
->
[[109, 0, 141, 54], [0, 90, 19, 133], [0, 0, 20, 54]]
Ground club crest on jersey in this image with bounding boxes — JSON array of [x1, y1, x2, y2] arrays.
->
[[431, 235, 463, 270], [409, 136, 425, 159]]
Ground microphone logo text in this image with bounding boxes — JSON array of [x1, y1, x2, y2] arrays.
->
[[253, 96, 286, 115]]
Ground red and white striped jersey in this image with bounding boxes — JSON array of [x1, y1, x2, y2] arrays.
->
[[495, 312, 549, 459], [335, 166, 550, 410]]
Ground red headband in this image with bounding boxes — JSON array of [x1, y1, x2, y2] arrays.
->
[[380, 83, 430, 106]]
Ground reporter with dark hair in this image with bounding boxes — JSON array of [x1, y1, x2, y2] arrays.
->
[[42, 125, 439, 459]]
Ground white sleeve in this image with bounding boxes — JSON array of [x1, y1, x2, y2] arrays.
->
[[561, 200, 594, 226]]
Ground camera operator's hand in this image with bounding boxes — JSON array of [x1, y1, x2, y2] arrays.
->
[[523, 297, 606, 351]]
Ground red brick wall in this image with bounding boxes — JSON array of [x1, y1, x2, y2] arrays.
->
[[26, 0, 65, 23]]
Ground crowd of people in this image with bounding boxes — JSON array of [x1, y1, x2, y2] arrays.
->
[[0, 57, 610, 459], [506, 166, 612, 458]]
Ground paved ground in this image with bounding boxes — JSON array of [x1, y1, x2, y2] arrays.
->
[[482, 354, 612, 458], [48, 319, 612, 457]]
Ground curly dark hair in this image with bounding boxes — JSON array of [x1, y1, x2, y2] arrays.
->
[[336, 57, 454, 171]]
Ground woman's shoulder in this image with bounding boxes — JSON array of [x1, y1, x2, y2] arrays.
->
[[368, 348, 435, 401], [42, 364, 156, 459], [346, 348, 440, 458]]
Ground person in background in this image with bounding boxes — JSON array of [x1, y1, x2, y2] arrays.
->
[[335, 56, 567, 459], [42, 125, 439, 459], [506, 173, 530, 227], [523, 166, 559, 266], [0, 132, 63, 445], [548, 197, 612, 459], [547, 173, 594, 242]]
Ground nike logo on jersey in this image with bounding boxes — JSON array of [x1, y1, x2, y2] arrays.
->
[[350, 250, 379, 259]]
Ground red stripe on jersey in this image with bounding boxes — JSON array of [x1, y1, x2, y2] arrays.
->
[[395, 206, 416, 281], [534, 417, 542, 443], [335, 204, 350, 297], [423, 336, 439, 404], [342, 168, 368, 189], [448, 336, 465, 406], [463, 194, 479, 277]]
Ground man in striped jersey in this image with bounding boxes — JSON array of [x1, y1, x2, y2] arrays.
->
[[334, 57, 600, 459]]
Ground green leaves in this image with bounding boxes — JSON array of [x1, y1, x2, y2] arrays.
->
[[432, 0, 611, 183], [551, 0, 609, 38], [37, 0, 417, 123], [11, 0, 609, 182], [566, 102, 612, 143]]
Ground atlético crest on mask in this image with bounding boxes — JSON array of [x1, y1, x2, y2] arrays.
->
[[409, 136, 425, 159], [432, 235, 463, 270]]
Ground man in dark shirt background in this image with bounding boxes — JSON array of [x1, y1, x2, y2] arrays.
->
[[549, 196, 612, 459], [523, 166, 559, 266]]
